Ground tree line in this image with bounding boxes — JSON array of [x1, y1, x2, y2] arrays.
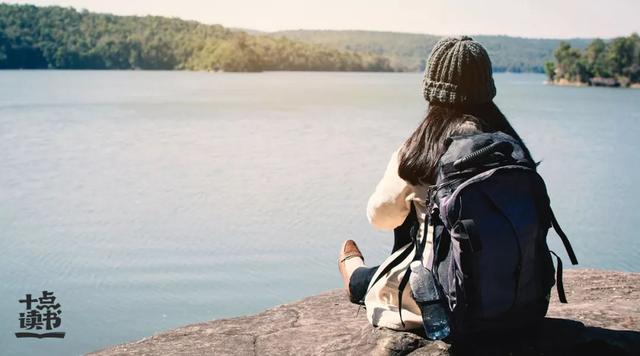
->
[[273, 30, 592, 73], [545, 34, 640, 87], [0, 4, 392, 72]]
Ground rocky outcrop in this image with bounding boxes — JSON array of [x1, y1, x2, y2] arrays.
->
[[89, 269, 640, 355], [589, 77, 620, 87]]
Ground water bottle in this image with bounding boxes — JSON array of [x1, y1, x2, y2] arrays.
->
[[409, 260, 450, 340]]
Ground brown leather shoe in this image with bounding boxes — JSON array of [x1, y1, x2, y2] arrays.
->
[[338, 240, 364, 298]]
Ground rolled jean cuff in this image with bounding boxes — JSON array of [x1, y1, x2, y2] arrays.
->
[[348, 266, 379, 305]]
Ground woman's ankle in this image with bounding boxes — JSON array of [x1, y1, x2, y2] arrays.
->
[[344, 256, 365, 279]]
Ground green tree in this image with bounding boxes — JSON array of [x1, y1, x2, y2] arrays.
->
[[0, 32, 7, 66], [605, 36, 635, 76], [625, 33, 640, 83], [584, 39, 608, 77], [554, 42, 585, 81], [543, 61, 555, 81]]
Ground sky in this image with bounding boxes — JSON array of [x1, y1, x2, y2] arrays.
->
[[6, 0, 640, 39]]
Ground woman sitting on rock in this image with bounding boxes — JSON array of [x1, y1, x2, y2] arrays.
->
[[337, 36, 535, 330]]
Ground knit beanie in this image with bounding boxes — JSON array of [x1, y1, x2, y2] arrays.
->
[[422, 36, 496, 105]]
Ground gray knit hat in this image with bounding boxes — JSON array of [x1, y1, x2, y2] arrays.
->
[[422, 36, 496, 105]]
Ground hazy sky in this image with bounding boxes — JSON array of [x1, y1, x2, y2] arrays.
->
[[7, 0, 639, 39]]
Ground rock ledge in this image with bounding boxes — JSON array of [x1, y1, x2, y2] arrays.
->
[[90, 269, 640, 355]]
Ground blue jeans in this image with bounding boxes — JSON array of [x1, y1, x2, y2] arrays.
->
[[348, 265, 379, 304]]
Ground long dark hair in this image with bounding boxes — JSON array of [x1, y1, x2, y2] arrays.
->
[[398, 101, 535, 186]]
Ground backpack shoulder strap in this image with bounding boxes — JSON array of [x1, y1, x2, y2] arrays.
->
[[549, 207, 579, 265], [366, 242, 413, 294], [366, 203, 424, 328], [366, 203, 418, 292], [549, 250, 568, 303]]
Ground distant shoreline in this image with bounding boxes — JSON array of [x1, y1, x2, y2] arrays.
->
[[0, 68, 543, 74], [545, 78, 640, 89]]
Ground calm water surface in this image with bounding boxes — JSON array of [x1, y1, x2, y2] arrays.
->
[[1, 71, 639, 355]]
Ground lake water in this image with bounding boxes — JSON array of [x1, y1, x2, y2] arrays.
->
[[1, 71, 639, 355]]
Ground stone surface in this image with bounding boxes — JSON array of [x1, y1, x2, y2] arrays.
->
[[89, 269, 640, 355]]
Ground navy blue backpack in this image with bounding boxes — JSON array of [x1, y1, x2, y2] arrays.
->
[[372, 131, 578, 336]]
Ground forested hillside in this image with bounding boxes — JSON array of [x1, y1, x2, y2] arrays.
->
[[0, 4, 391, 71], [272, 30, 592, 72], [1, 4, 601, 73]]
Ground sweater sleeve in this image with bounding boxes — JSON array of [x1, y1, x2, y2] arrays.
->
[[366, 148, 413, 231]]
